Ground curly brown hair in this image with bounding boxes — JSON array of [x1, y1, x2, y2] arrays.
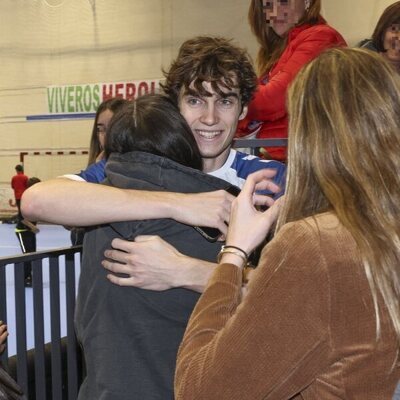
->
[[161, 36, 257, 108]]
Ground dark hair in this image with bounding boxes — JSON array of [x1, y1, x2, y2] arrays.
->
[[27, 177, 41, 188], [161, 36, 257, 108], [15, 164, 24, 173], [249, 0, 321, 74], [104, 94, 203, 170], [372, 1, 400, 52], [87, 97, 129, 165]]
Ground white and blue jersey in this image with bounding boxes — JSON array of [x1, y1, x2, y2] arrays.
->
[[67, 150, 286, 198], [209, 149, 286, 198], [64, 159, 106, 183], [79, 159, 106, 183]]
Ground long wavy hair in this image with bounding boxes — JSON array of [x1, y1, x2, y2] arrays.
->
[[278, 48, 400, 348], [87, 97, 129, 166], [248, 0, 321, 75]]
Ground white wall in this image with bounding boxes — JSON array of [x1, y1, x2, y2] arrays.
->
[[0, 0, 395, 212]]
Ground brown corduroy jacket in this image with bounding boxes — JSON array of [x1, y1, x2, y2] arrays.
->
[[175, 213, 399, 399]]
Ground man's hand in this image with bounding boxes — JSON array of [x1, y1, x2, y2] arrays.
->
[[172, 190, 234, 235], [103, 236, 216, 292]]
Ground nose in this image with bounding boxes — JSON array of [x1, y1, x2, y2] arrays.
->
[[264, 1, 278, 20], [270, 2, 278, 18], [199, 102, 218, 125]]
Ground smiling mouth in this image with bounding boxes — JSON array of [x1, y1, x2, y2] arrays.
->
[[196, 130, 223, 139]]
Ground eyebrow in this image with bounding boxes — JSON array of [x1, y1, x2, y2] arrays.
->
[[183, 90, 239, 99]]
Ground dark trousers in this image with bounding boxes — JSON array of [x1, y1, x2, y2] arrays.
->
[[15, 199, 22, 220], [15, 230, 36, 279]]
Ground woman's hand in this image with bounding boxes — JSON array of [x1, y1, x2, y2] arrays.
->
[[225, 169, 283, 256]]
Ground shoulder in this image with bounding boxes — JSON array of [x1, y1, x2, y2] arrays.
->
[[291, 23, 347, 46], [107, 151, 230, 192], [270, 213, 356, 263], [233, 151, 286, 182], [357, 39, 378, 52], [278, 212, 346, 239], [78, 159, 106, 183]]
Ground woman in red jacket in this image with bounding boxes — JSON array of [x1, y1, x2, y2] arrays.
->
[[238, 0, 346, 161]]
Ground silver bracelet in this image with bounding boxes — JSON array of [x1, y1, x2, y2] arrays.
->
[[217, 245, 248, 267]]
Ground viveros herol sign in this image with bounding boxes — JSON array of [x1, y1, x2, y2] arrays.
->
[[46, 79, 160, 114]]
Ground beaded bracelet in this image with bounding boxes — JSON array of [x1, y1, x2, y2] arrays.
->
[[217, 245, 249, 267]]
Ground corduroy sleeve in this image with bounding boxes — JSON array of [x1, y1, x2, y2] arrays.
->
[[175, 220, 332, 400]]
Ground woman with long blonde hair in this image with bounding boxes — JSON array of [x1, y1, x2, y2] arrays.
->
[[237, 0, 346, 161], [175, 48, 400, 399]]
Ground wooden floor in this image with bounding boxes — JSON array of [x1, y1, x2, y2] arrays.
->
[[0, 222, 80, 356]]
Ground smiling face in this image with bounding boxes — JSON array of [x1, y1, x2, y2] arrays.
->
[[383, 23, 400, 64], [263, 0, 305, 36], [179, 81, 248, 173]]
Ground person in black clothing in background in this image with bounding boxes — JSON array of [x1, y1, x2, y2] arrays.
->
[[16, 177, 41, 287]]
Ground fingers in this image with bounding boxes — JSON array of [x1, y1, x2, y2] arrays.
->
[[102, 259, 131, 275], [134, 235, 159, 243], [253, 194, 275, 208], [242, 169, 281, 197], [0, 322, 8, 335], [254, 179, 281, 194], [110, 237, 135, 253], [110, 236, 161, 254], [104, 247, 129, 264], [106, 274, 137, 287]]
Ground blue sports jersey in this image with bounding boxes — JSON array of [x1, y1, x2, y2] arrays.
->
[[209, 149, 286, 197], [76, 150, 286, 197], [77, 159, 106, 183]]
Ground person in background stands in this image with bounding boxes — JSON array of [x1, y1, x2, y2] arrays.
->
[[16, 177, 41, 287], [11, 164, 28, 220], [358, 1, 400, 73], [175, 48, 400, 400], [237, 0, 346, 161], [87, 97, 129, 167]]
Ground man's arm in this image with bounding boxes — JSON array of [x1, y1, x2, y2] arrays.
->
[[21, 177, 233, 232], [103, 236, 215, 293]]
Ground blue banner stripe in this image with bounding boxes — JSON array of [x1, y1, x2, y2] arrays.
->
[[26, 113, 96, 121]]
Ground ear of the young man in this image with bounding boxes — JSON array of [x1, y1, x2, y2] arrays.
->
[[239, 105, 248, 120]]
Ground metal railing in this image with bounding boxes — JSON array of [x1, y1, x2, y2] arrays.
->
[[233, 138, 288, 150], [0, 246, 83, 400]]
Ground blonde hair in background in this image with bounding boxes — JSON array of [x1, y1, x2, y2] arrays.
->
[[248, 0, 321, 75], [278, 47, 400, 349]]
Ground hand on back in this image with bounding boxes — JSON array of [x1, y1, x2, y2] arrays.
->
[[103, 236, 185, 291]]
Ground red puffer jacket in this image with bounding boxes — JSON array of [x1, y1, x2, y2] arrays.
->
[[237, 20, 347, 161]]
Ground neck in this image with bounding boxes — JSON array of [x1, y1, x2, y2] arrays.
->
[[202, 149, 232, 173]]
